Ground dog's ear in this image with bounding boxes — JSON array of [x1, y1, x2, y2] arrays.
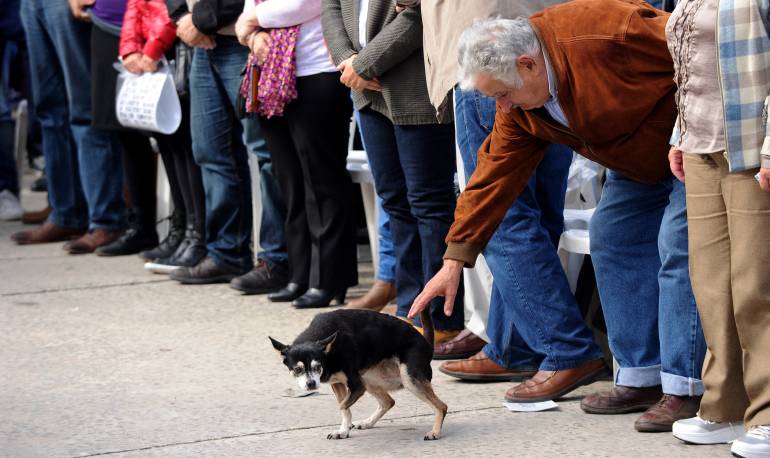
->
[[318, 331, 338, 354], [268, 336, 288, 354]]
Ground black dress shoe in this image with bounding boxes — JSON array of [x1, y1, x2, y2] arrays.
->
[[292, 288, 347, 309], [230, 260, 289, 294], [169, 256, 248, 285], [268, 282, 307, 302], [95, 227, 159, 257], [170, 234, 207, 267]]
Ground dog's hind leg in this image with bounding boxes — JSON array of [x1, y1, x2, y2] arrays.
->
[[354, 389, 395, 430], [400, 366, 448, 440], [328, 382, 353, 440]]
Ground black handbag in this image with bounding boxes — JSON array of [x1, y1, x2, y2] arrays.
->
[[173, 41, 193, 97]]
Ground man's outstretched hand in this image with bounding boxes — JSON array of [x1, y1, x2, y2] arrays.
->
[[408, 259, 464, 319]]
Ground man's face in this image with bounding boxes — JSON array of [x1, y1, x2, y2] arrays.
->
[[474, 54, 550, 113]]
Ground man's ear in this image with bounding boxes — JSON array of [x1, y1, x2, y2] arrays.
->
[[269, 336, 288, 354], [318, 331, 338, 354]]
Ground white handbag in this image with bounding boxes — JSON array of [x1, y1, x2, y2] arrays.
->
[[114, 58, 182, 135]]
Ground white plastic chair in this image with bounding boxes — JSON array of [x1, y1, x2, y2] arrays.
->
[[346, 117, 379, 275]]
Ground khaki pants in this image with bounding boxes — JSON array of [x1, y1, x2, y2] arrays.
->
[[684, 152, 770, 426]]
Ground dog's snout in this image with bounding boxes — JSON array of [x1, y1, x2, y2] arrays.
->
[[306, 380, 317, 389]]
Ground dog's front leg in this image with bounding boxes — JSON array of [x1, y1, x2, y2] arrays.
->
[[328, 382, 352, 439]]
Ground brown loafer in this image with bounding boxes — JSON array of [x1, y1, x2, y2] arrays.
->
[[580, 385, 663, 414], [634, 394, 701, 432], [439, 351, 537, 382], [505, 358, 609, 403], [346, 279, 396, 312], [433, 328, 487, 360], [64, 228, 123, 254], [21, 206, 52, 225], [11, 222, 86, 245]]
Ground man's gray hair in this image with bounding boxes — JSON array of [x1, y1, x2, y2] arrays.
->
[[457, 17, 541, 90]]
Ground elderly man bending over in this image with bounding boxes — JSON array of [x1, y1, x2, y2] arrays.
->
[[409, 0, 706, 433]]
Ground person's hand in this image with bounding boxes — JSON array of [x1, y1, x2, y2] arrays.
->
[[68, 0, 94, 22], [176, 14, 216, 49], [338, 55, 382, 92], [408, 259, 464, 319], [235, 6, 260, 46], [138, 55, 159, 73], [758, 167, 770, 192], [249, 31, 272, 65], [669, 146, 685, 183], [122, 53, 143, 74]]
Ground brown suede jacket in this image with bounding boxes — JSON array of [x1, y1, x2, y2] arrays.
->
[[445, 0, 676, 267]]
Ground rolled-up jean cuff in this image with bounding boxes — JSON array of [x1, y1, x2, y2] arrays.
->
[[376, 273, 395, 283], [615, 364, 662, 388], [661, 372, 704, 396]]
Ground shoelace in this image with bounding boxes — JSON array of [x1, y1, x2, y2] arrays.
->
[[696, 416, 717, 425], [747, 425, 770, 439]]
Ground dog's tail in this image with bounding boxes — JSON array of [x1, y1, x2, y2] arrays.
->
[[420, 308, 435, 350]]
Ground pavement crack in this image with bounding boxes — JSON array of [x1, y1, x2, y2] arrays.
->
[[1, 279, 173, 297], [72, 406, 500, 457]]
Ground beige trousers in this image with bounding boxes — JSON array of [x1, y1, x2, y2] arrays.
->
[[684, 152, 770, 426]]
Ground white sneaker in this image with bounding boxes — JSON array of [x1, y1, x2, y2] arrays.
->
[[0, 190, 23, 221], [732, 425, 770, 458], [672, 416, 745, 444]]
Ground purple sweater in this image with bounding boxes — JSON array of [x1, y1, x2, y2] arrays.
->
[[90, 0, 128, 26]]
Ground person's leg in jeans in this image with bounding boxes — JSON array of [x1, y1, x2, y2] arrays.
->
[[18, 0, 88, 231], [585, 170, 704, 429], [178, 38, 253, 279], [229, 116, 290, 294], [348, 109, 396, 310], [0, 40, 19, 198], [450, 88, 603, 381]]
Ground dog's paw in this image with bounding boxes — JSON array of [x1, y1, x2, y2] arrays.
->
[[326, 430, 350, 440], [353, 421, 373, 430], [423, 431, 441, 441]]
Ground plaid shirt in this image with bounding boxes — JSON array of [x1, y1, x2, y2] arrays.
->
[[717, 0, 770, 171], [671, 0, 770, 170]]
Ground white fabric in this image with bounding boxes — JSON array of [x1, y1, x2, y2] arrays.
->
[[250, 0, 337, 77], [358, 0, 369, 48], [0, 190, 23, 221]]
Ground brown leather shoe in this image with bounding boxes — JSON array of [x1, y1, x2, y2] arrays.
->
[[21, 206, 52, 225], [440, 351, 537, 382], [634, 395, 702, 432], [64, 229, 123, 254], [434, 329, 487, 360], [11, 222, 85, 245], [580, 385, 663, 414], [347, 279, 396, 312], [505, 358, 610, 403]]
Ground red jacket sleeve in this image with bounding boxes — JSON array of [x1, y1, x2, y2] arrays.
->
[[142, 1, 177, 61], [119, 0, 144, 59]]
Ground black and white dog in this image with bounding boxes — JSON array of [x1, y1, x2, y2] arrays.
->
[[269, 309, 447, 440]]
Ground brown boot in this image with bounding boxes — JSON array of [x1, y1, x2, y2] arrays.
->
[[64, 228, 123, 254], [580, 385, 663, 414], [505, 359, 610, 403], [11, 222, 85, 245], [439, 351, 537, 382], [21, 206, 52, 225], [347, 279, 396, 312], [634, 394, 702, 432]]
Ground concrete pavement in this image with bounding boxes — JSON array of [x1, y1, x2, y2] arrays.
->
[[0, 190, 728, 458]]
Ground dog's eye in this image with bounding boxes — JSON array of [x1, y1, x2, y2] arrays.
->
[[292, 367, 303, 376]]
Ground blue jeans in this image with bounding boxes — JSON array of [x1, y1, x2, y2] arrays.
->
[[0, 41, 17, 195], [454, 87, 603, 370], [376, 197, 396, 283], [243, 117, 288, 267], [189, 38, 253, 270], [358, 107, 463, 331], [590, 170, 706, 396], [354, 109, 396, 283], [21, 0, 124, 230]]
